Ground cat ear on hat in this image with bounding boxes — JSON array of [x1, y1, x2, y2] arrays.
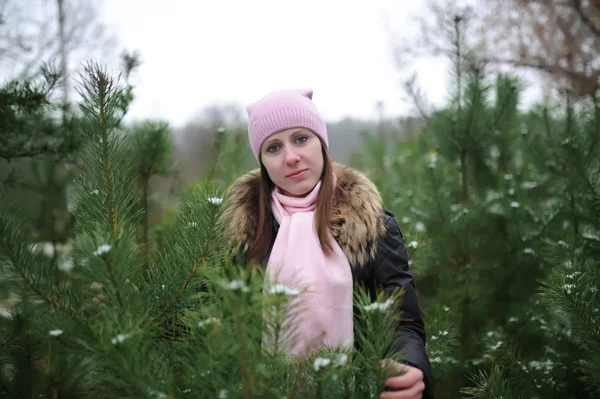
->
[[298, 89, 313, 99], [245, 102, 255, 116]]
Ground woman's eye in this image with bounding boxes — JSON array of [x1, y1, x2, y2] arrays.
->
[[267, 145, 279, 153], [297, 136, 307, 143]]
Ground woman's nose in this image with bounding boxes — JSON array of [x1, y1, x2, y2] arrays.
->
[[284, 149, 300, 165]]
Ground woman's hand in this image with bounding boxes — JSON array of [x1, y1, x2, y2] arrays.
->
[[380, 360, 424, 399]]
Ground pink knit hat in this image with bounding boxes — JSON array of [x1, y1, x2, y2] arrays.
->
[[246, 89, 328, 161]]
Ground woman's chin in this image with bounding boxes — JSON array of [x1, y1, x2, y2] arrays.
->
[[281, 179, 318, 198]]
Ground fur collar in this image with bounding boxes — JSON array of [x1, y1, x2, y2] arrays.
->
[[218, 163, 386, 268]]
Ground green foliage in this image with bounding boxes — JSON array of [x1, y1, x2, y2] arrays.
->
[[0, 63, 74, 162], [536, 224, 600, 396], [353, 28, 600, 398], [0, 62, 428, 399], [200, 125, 256, 191], [460, 365, 519, 399], [128, 120, 173, 179], [0, 51, 142, 272], [125, 119, 177, 265]]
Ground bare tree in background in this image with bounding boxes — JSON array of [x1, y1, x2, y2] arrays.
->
[[0, 0, 117, 104], [391, 0, 600, 99], [0, 0, 123, 255], [479, 0, 600, 97]]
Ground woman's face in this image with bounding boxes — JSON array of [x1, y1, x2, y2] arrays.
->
[[260, 128, 324, 197]]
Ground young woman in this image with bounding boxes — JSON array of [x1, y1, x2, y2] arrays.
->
[[218, 89, 434, 399]]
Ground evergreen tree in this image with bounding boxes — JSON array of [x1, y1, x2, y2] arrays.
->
[[0, 63, 79, 247], [0, 63, 450, 398], [0, 63, 72, 166], [1, 53, 140, 275], [199, 124, 256, 191], [460, 90, 600, 398], [353, 14, 600, 399], [0, 63, 78, 306]]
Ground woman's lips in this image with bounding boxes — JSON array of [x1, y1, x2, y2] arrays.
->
[[287, 169, 308, 179]]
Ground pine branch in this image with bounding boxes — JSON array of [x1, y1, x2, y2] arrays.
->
[[523, 135, 565, 177], [75, 62, 127, 234], [460, 149, 469, 202], [428, 166, 447, 224], [100, 254, 124, 310], [522, 202, 566, 243], [234, 300, 255, 399], [99, 76, 117, 234], [0, 201, 99, 343], [464, 66, 480, 148], [0, 240, 64, 312], [460, 365, 521, 399], [128, 119, 173, 276], [588, 91, 600, 155], [0, 140, 76, 161], [140, 175, 149, 267], [160, 259, 200, 316], [481, 81, 518, 140], [0, 64, 73, 164]]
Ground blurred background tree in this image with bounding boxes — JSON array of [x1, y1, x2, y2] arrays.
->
[[390, 0, 600, 100], [358, 5, 600, 397], [0, 0, 125, 267]]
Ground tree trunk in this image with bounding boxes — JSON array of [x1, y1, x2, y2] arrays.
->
[[57, 0, 69, 108]]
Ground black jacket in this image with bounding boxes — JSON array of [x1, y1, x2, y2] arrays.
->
[[218, 163, 434, 398]]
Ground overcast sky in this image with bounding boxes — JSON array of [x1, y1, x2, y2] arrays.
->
[[100, 0, 541, 128]]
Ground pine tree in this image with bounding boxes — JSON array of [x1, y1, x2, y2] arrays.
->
[[1, 63, 442, 398], [199, 124, 256, 191], [459, 90, 600, 398], [353, 13, 600, 399], [0, 63, 72, 166], [0, 63, 78, 248], [1, 53, 140, 276]]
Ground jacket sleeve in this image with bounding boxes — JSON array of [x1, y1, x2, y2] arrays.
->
[[371, 211, 434, 399]]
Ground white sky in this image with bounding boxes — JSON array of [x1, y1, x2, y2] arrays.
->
[[100, 0, 540, 128]]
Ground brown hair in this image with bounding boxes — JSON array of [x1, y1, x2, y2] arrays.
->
[[248, 140, 335, 265]]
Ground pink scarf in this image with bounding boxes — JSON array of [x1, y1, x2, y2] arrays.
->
[[264, 177, 354, 356]]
